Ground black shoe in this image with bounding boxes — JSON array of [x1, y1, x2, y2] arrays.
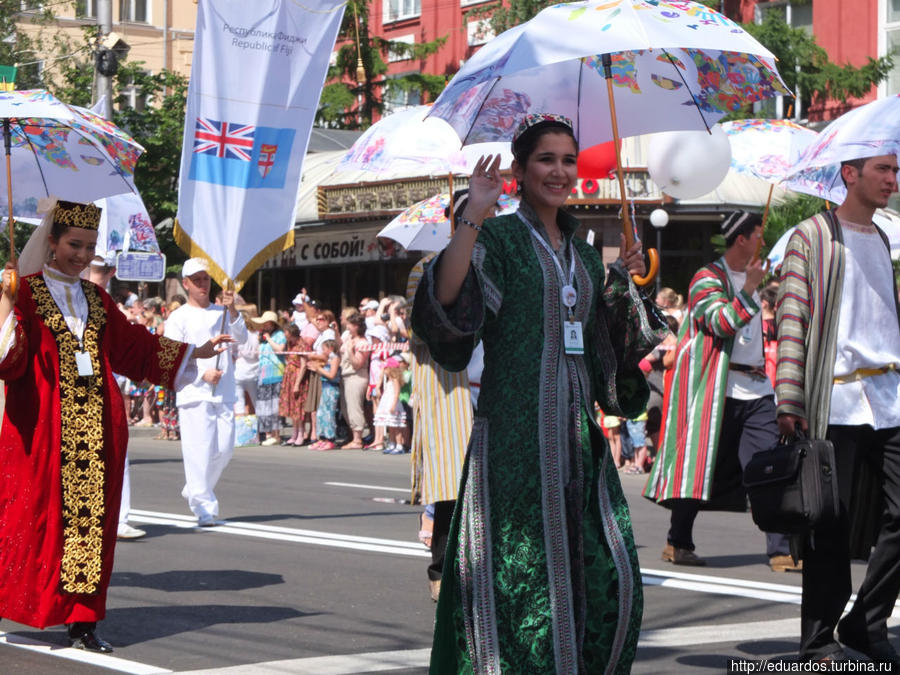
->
[[68, 630, 113, 653], [839, 629, 900, 667]]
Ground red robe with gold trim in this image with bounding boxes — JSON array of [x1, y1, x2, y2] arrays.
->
[[0, 274, 189, 628]]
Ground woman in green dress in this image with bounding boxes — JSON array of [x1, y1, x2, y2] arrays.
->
[[412, 113, 666, 673]]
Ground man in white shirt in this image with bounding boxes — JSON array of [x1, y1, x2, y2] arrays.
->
[[164, 258, 248, 526], [777, 154, 900, 666], [359, 298, 379, 330]]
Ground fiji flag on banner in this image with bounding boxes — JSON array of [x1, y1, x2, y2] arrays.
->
[[174, 0, 345, 291], [189, 118, 296, 189]]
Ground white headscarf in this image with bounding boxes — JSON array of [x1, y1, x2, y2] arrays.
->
[[18, 197, 59, 276]]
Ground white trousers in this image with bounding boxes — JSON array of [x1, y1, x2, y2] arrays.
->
[[119, 453, 131, 525], [178, 401, 235, 518]]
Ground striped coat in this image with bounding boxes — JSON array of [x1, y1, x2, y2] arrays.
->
[[774, 211, 845, 441], [407, 256, 472, 504], [644, 258, 759, 505]]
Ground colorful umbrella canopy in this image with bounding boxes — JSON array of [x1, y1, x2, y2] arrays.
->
[[783, 95, 900, 204], [95, 191, 159, 258], [428, 0, 790, 149], [378, 192, 519, 252], [340, 105, 513, 175], [722, 119, 817, 182], [0, 89, 144, 220]]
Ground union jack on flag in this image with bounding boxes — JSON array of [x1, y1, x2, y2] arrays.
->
[[193, 118, 255, 161]]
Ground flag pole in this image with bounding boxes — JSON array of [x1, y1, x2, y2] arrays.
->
[[4, 118, 17, 297], [601, 54, 657, 287]]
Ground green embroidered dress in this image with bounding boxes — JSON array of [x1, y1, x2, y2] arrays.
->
[[412, 203, 666, 674]]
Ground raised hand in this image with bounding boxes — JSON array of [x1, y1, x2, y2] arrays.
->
[[463, 154, 503, 224]]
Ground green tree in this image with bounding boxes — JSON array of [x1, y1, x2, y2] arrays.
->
[[317, 0, 446, 128], [743, 7, 894, 119]]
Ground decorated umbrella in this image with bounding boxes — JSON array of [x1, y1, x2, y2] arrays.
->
[[340, 105, 513, 221], [783, 95, 900, 205], [379, 192, 519, 252], [722, 118, 818, 254], [340, 105, 513, 174], [0, 90, 144, 293], [427, 0, 789, 284]]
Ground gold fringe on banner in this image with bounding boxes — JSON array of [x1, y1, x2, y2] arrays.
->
[[173, 219, 295, 293]]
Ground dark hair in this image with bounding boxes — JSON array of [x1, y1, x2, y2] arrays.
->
[[443, 189, 469, 220], [285, 324, 300, 339], [760, 286, 778, 308], [512, 121, 578, 167], [321, 339, 337, 351], [722, 210, 763, 249], [839, 157, 868, 189], [346, 312, 365, 335], [665, 314, 680, 335]]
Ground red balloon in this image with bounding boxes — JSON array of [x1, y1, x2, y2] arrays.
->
[[577, 140, 620, 179]]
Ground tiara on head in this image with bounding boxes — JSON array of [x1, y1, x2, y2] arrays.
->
[[53, 200, 102, 231], [512, 113, 575, 145]]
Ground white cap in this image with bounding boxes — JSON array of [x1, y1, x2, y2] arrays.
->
[[292, 292, 307, 305], [182, 257, 209, 278], [362, 300, 379, 311]]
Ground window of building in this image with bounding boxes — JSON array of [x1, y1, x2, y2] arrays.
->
[[886, 0, 900, 96], [19, 1, 42, 10], [754, 0, 812, 34], [387, 34, 415, 63], [76, 0, 98, 17], [119, 0, 149, 23], [460, 0, 491, 6], [121, 71, 150, 111], [383, 74, 421, 115], [467, 19, 495, 47], [383, 0, 420, 24]]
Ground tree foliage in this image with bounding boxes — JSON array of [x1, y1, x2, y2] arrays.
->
[[317, 0, 446, 128], [743, 8, 894, 117], [0, 11, 189, 268]]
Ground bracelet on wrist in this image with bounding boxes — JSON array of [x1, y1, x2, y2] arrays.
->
[[457, 215, 482, 232]]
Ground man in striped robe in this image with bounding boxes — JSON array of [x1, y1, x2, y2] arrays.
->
[[776, 154, 900, 666], [644, 211, 792, 570]]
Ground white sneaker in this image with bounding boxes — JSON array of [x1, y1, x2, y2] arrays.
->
[[197, 513, 217, 527], [260, 437, 279, 446], [117, 523, 146, 539]]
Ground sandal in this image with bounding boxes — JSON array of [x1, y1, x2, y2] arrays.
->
[[624, 466, 646, 475], [418, 512, 434, 548], [364, 442, 385, 451], [341, 441, 364, 449], [317, 440, 336, 450]]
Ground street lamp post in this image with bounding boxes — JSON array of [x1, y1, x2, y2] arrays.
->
[[649, 208, 669, 296]]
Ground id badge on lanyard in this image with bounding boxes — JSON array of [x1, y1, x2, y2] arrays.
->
[[75, 350, 94, 376]]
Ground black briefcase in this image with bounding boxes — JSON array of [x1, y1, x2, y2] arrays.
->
[[743, 431, 840, 535]]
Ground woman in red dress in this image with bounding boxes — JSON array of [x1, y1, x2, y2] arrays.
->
[[0, 200, 229, 653]]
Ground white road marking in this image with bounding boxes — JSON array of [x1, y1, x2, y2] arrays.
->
[[0, 631, 172, 674], [324, 482, 410, 493], [176, 648, 431, 674], [129, 509, 430, 558]]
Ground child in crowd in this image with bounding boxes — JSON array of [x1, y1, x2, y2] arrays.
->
[[374, 356, 408, 455], [600, 406, 623, 469], [365, 324, 391, 450], [310, 340, 341, 450]]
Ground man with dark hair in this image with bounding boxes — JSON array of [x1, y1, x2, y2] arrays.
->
[[776, 153, 900, 665], [645, 210, 794, 571]]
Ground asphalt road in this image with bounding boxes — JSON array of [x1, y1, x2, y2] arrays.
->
[[0, 427, 888, 674]]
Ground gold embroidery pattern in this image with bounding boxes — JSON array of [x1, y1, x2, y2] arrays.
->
[[28, 277, 108, 595], [54, 201, 102, 230], [156, 337, 183, 389]]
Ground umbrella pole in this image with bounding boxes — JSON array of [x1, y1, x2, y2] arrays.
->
[[4, 118, 16, 297], [758, 183, 775, 260], [449, 173, 455, 235], [601, 54, 657, 287]]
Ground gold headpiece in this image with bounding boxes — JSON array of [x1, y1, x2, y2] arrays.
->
[[53, 200, 102, 231]]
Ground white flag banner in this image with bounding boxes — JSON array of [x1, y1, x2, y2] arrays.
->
[[175, 0, 345, 290]]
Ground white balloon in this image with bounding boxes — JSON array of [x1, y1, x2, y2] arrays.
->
[[647, 126, 732, 200], [649, 208, 669, 229]]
